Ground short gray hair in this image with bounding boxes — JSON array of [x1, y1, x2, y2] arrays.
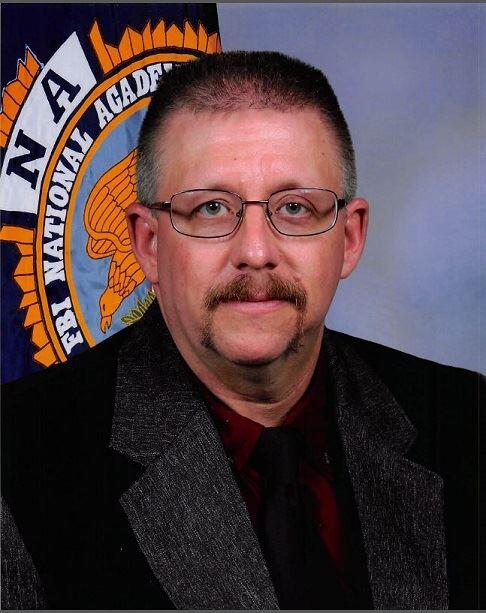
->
[[137, 51, 357, 205]]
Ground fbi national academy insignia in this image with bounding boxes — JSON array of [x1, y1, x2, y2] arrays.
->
[[1, 18, 221, 372]]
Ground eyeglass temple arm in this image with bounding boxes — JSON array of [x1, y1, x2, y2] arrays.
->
[[146, 201, 171, 210], [337, 198, 346, 210]]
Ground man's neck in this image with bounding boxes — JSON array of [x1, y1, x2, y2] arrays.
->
[[178, 326, 325, 427]]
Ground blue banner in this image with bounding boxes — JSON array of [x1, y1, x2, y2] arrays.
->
[[1, 3, 221, 383]]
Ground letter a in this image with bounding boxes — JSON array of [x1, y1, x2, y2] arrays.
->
[[6, 129, 47, 189], [41, 68, 81, 124]]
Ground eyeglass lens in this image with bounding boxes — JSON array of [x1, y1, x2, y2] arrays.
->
[[169, 189, 338, 238]]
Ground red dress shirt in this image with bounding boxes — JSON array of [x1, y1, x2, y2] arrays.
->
[[201, 354, 347, 582]]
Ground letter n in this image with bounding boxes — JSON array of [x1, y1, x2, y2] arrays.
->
[[6, 129, 47, 189], [41, 69, 81, 124]]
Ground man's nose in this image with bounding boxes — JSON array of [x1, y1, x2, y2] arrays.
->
[[230, 203, 280, 271]]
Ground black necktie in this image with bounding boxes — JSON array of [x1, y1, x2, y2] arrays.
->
[[253, 426, 347, 610]]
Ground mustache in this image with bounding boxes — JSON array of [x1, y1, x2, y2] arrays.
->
[[204, 273, 307, 312]]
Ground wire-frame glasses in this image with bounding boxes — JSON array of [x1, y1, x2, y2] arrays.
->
[[147, 188, 346, 238]]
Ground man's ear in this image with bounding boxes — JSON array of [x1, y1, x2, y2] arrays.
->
[[126, 202, 159, 284], [340, 197, 369, 279]]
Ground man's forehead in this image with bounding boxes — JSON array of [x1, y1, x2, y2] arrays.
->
[[153, 107, 342, 197], [155, 106, 340, 166]]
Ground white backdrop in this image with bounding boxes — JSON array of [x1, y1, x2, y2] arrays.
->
[[218, 3, 484, 373]]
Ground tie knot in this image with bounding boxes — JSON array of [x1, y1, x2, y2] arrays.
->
[[253, 426, 303, 487]]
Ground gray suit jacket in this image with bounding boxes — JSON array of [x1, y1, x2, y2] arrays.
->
[[2, 304, 479, 609]]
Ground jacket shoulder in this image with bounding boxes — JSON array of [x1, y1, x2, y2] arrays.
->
[[328, 328, 478, 376], [1, 325, 133, 486], [326, 328, 481, 467], [328, 329, 481, 407], [3, 324, 130, 401]]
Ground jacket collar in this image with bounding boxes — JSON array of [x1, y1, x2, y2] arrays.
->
[[110, 305, 447, 609]]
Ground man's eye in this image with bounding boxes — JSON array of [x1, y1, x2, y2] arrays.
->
[[278, 201, 310, 216], [196, 200, 228, 217]]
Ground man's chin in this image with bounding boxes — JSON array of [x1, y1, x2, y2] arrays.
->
[[225, 352, 281, 369], [201, 330, 304, 367], [211, 348, 288, 369]]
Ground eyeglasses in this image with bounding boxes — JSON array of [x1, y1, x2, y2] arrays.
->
[[147, 188, 346, 238]]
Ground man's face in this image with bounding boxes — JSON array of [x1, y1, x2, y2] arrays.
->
[[143, 108, 356, 367]]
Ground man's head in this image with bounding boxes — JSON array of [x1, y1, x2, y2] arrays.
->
[[127, 51, 368, 375]]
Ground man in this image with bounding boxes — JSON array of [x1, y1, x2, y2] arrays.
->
[[2, 51, 481, 610]]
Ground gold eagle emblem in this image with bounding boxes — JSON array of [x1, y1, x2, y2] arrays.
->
[[84, 149, 145, 332]]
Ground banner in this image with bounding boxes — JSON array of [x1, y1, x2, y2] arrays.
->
[[0, 4, 221, 383]]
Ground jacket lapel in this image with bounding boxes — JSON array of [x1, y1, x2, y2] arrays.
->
[[324, 330, 448, 609], [110, 306, 278, 610]]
